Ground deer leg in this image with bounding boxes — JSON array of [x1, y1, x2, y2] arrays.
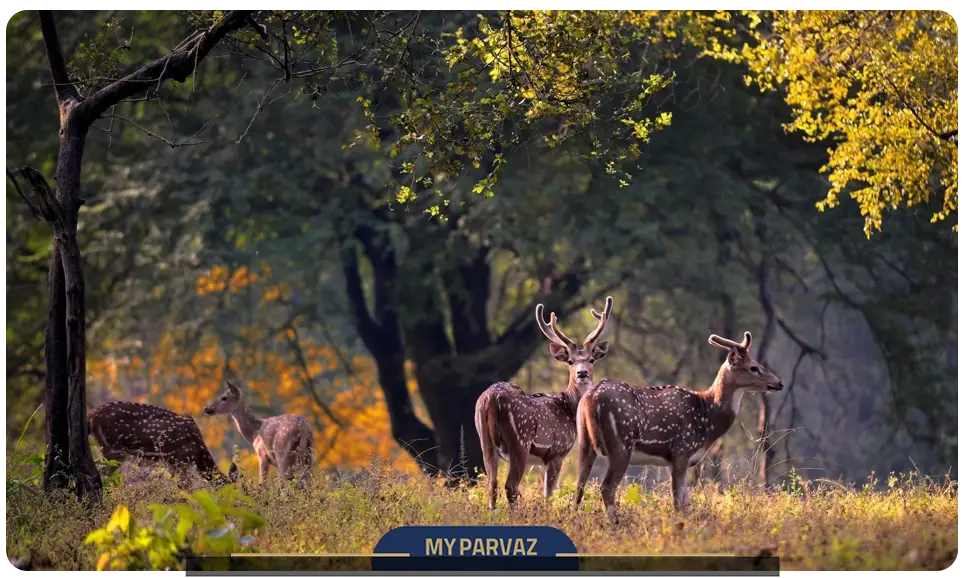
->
[[600, 448, 631, 525], [543, 458, 563, 500], [277, 448, 295, 483], [504, 443, 529, 508], [257, 451, 271, 485], [670, 458, 691, 512], [479, 441, 499, 510], [573, 432, 597, 508]]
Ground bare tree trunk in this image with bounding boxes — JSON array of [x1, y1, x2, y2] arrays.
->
[[60, 208, 100, 501], [27, 10, 251, 503], [42, 246, 70, 491]]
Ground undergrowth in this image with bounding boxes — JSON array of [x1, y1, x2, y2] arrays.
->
[[5, 454, 958, 571]]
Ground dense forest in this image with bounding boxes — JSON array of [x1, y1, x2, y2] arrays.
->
[[5, 10, 958, 504]]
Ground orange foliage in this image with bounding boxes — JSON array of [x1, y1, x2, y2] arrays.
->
[[89, 264, 432, 476], [195, 264, 272, 296]]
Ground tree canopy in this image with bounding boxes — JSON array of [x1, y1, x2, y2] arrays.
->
[[704, 10, 958, 236]]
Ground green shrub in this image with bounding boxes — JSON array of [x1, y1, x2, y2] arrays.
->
[[84, 485, 264, 570]]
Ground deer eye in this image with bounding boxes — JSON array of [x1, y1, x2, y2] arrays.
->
[[589, 359, 595, 364], [221, 396, 227, 400], [750, 367, 760, 374]]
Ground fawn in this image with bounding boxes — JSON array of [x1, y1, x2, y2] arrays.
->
[[574, 331, 783, 523], [203, 379, 314, 489], [474, 296, 614, 509]]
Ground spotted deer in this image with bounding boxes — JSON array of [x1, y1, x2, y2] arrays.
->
[[574, 331, 784, 523], [88, 401, 238, 487], [203, 379, 314, 489], [474, 296, 614, 509]]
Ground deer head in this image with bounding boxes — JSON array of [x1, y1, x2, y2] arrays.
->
[[708, 331, 783, 393], [203, 380, 244, 415], [535, 295, 613, 396]]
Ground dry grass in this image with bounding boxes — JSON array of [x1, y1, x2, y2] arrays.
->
[[5, 459, 958, 571]]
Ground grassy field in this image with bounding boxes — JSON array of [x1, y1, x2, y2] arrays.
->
[[5, 458, 958, 571]]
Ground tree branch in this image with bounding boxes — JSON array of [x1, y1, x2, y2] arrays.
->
[[38, 11, 81, 106], [7, 168, 43, 221], [82, 11, 251, 122], [339, 240, 383, 352], [281, 315, 345, 428]]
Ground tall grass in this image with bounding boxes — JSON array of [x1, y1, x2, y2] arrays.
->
[[5, 453, 957, 571]]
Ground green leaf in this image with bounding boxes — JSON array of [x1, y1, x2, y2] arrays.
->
[[191, 490, 219, 517]]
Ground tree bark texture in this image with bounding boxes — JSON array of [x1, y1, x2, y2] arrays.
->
[[41, 245, 70, 491]]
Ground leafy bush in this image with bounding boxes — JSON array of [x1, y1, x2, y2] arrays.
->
[[84, 485, 264, 570]]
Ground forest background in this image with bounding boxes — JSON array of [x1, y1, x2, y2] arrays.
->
[[5, 10, 958, 492]]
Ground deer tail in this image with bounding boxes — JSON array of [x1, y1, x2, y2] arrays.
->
[[578, 392, 602, 455], [474, 393, 499, 473]]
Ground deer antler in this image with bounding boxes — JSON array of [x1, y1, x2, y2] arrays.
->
[[535, 303, 574, 348], [708, 331, 752, 351], [548, 311, 578, 349], [584, 296, 614, 348]]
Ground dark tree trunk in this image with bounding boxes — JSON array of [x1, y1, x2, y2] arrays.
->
[[42, 245, 70, 491], [340, 198, 594, 482], [60, 219, 101, 501], [374, 354, 441, 474], [29, 10, 251, 503], [340, 236, 441, 474]]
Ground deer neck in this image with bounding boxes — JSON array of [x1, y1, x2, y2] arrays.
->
[[699, 365, 746, 436], [558, 379, 585, 414], [230, 404, 264, 444]]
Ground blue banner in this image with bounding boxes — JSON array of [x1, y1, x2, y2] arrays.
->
[[372, 525, 579, 571]]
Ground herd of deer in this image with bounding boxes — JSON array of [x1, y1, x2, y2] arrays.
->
[[87, 296, 783, 524], [474, 296, 783, 523]]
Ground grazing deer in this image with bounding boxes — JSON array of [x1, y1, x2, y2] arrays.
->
[[88, 401, 238, 487], [573, 331, 783, 523], [474, 296, 614, 509], [203, 379, 314, 489]]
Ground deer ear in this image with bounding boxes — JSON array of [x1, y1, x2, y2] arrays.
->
[[226, 380, 241, 395], [548, 342, 570, 362], [591, 340, 610, 360], [726, 347, 744, 366]]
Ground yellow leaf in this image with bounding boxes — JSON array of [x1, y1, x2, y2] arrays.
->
[[106, 505, 131, 534], [96, 552, 111, 571]]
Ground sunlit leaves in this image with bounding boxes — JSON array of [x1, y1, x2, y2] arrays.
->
[[392, 10, 684, 216], [702, 10, 958, 237]]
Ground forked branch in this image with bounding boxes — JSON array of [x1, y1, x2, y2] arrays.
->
[[82, 11, 252, 121]]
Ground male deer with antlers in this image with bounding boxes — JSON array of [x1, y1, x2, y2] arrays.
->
[[203, 379, 314, 489], [474, 296, 614, 509], [88, 401, 238, 487], [574, 331, 783, 523]]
